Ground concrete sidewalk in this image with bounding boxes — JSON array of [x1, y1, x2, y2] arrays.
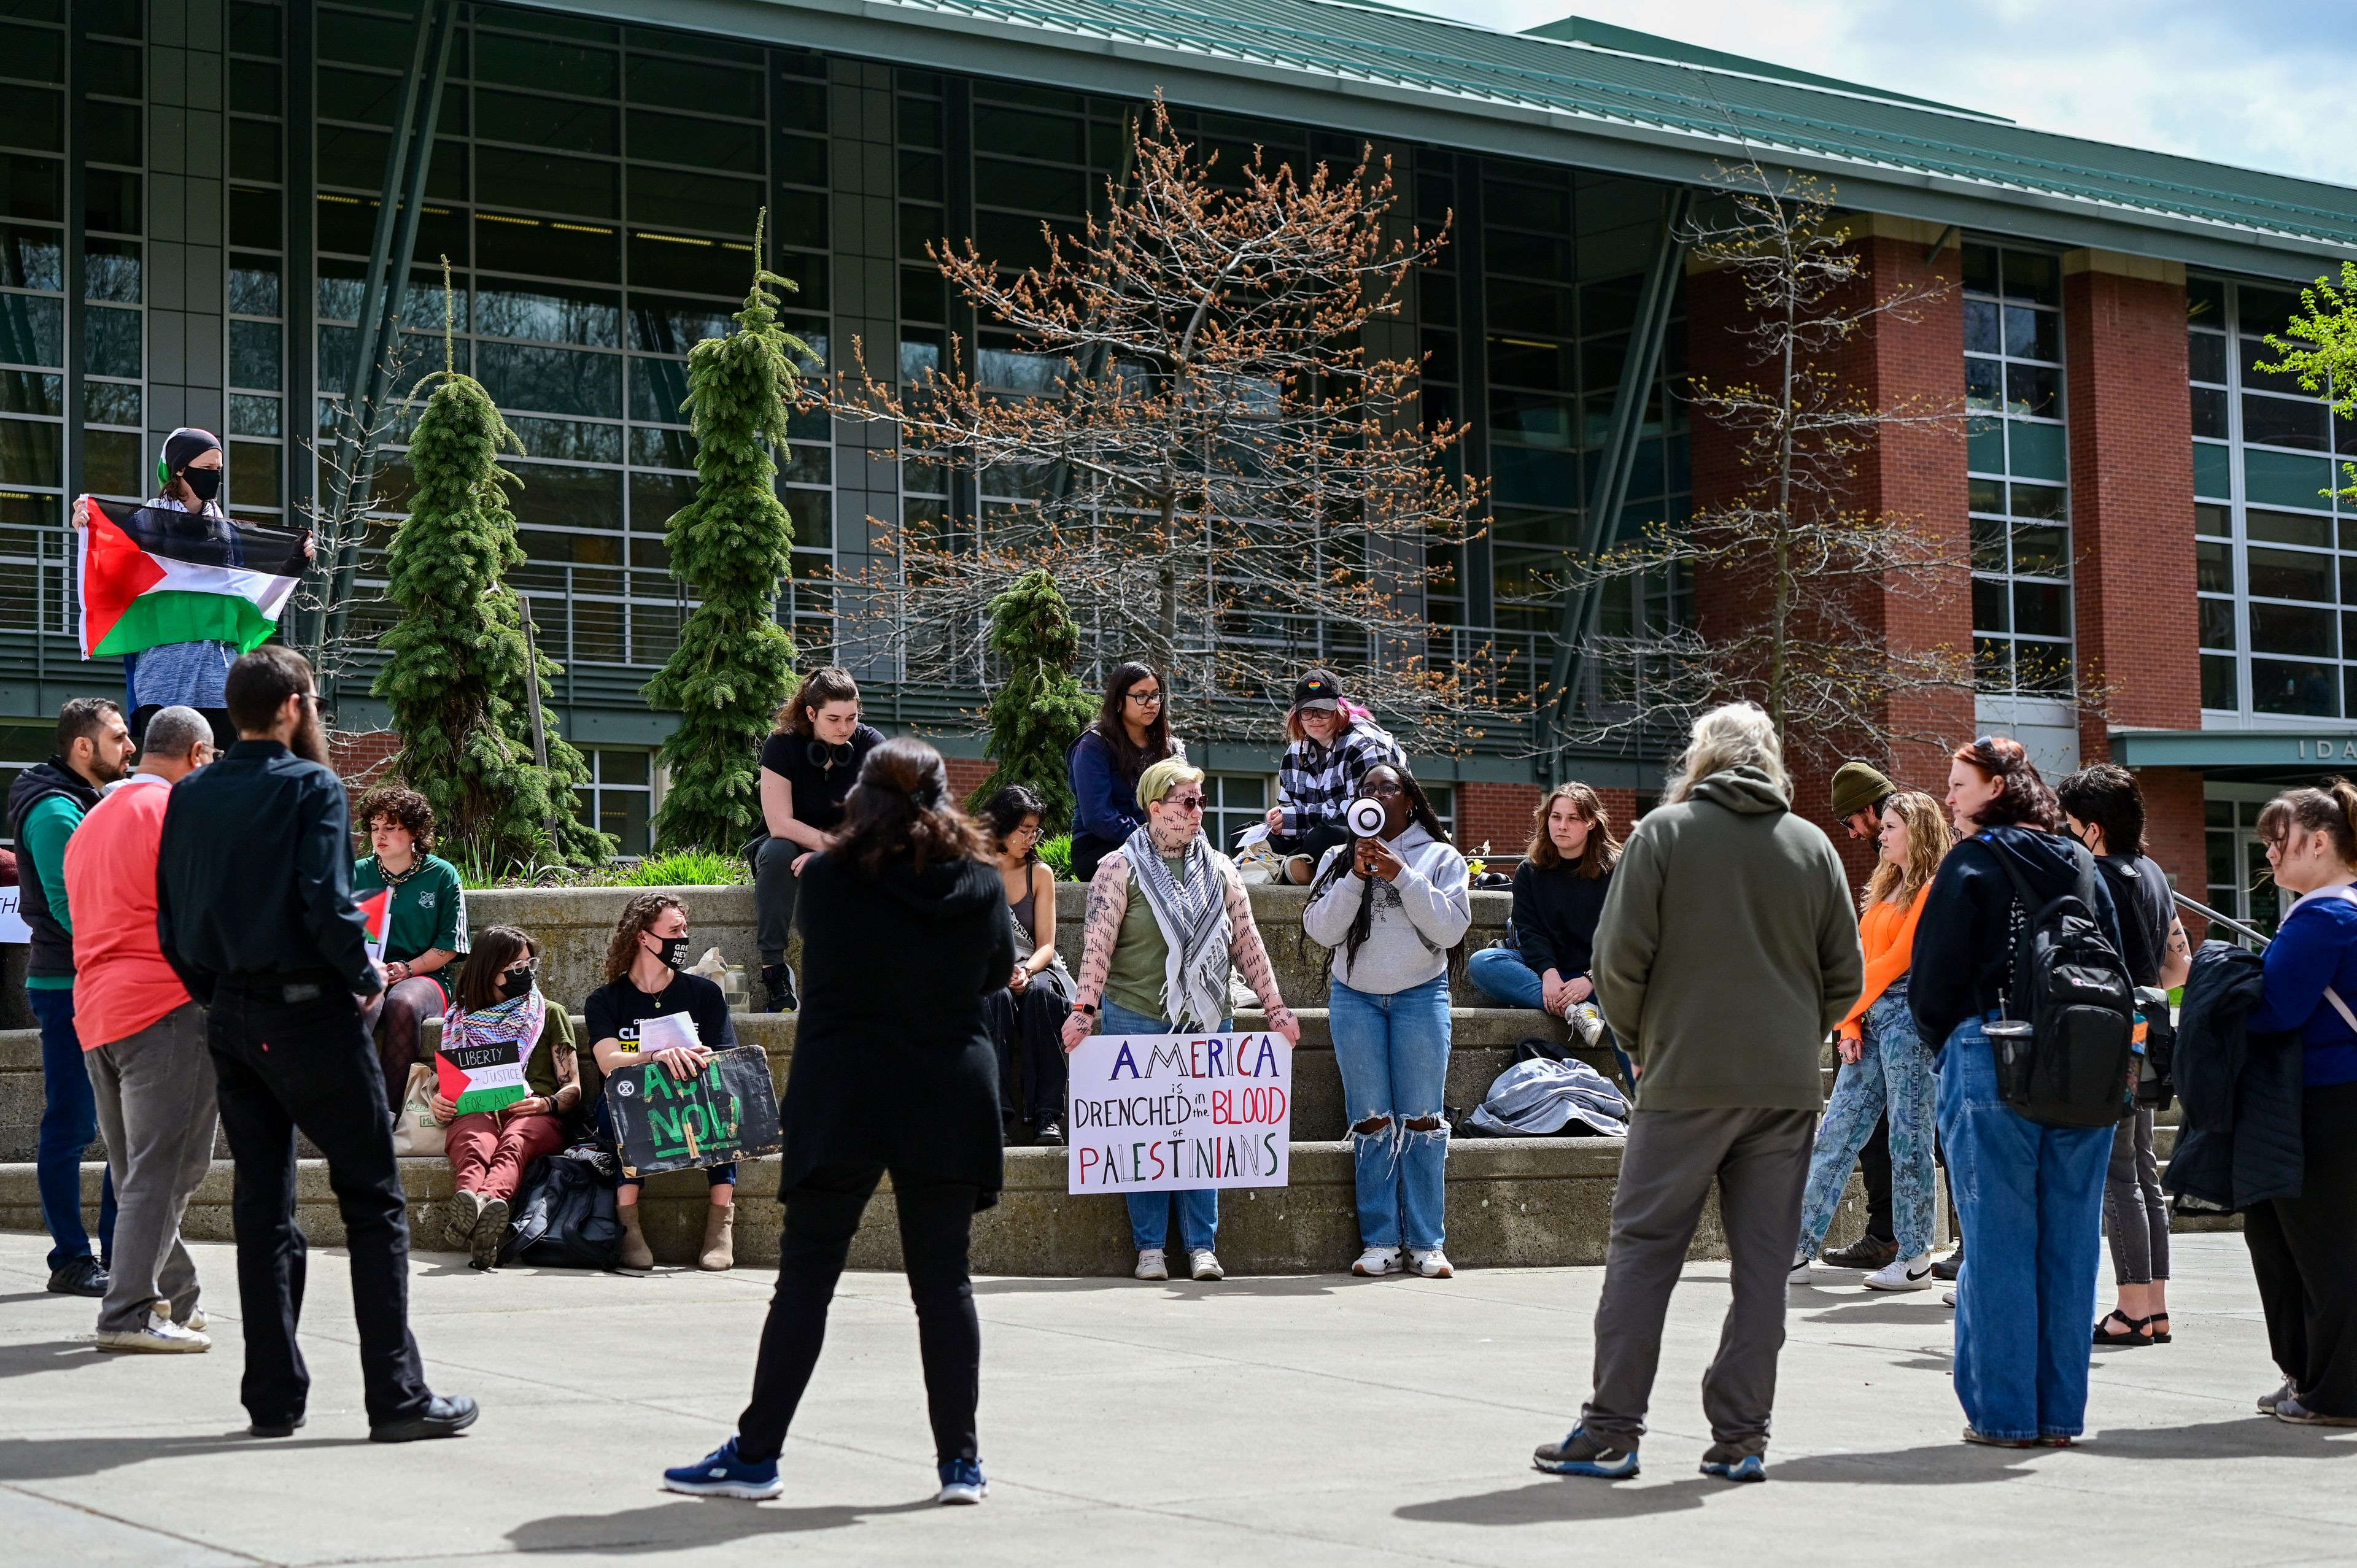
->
[[1, 1229, 2351, 1566]]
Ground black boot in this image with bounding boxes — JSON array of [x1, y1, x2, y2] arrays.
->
[[762, 963, 798, 1013]]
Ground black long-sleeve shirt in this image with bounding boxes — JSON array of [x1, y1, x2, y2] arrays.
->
[[1507, 859, 1612, 978], [1908, 824, 2121, 1051], [157, 739, 384, 1005]]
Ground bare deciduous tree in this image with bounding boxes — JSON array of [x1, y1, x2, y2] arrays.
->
[[813, 98, 1509, 750]]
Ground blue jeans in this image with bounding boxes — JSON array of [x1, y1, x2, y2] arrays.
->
[[1468, 946, 1544, 1010], [1328, 975, 1453, 1251], [1798, 985, 1938, 1258], [1101, 1000, 1222, 1254], [28, 986, 117, 1269], [1937, 1016, 2111, 1441]]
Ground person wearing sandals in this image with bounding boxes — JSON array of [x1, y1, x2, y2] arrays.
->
[[2241, 781, 2357, 1426], [1304, 762, 1471, 1280], [1788, 791, 1950, 1291], [1262, 668, 1405, 886], [1909, 736, 2125, 1450], [434, 927, 578, 1270], [978, 786, 1072, 1147], [2056, 765, 2192, 1351], [1061, 757, 1302, 1283]]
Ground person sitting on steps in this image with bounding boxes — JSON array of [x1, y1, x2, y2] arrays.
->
[[433, 925, 579, 1271], [1262, 668, 1404, 885], [352, 785, 467, 1118], [584, 894, 738, 1271], [754, 666, 885, 1014], [1468, 782, 1619, 1052], [978, 786, 1073, 1148]]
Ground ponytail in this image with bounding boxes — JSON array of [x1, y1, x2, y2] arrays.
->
[[2257, 776, 2357, 867]]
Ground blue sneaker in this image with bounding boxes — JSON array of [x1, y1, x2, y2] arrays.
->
[[1532, 1427, 1639, 1478], [661, 1437, 783, 1500], [1699, 1444, 1767, 1482], [935, 1457, 988, 1504]]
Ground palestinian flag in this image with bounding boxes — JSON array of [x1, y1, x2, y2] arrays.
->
[[358, 887, 392, 965], [75, 494, 306, 659]]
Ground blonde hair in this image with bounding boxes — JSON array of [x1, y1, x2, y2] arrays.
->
[[1864, 791, 1951, 911], [1663, 701, 1789, 805], [1136, 755, 1206, 808]]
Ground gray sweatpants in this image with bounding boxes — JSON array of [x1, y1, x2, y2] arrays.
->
[[1581, 1105, 1815, 1454], [85, 1002, 219, 1335]]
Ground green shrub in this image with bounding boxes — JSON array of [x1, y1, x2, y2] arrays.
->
[[619, 850, 749, 887], [1038, 833, 1072, 879]]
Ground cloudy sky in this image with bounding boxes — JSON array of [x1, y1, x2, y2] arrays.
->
[[1382, 0, 2357, 189]]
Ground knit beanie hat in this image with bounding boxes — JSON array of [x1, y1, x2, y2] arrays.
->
[[1829, 761, 1896, 821], [160, 427, 222, 477]]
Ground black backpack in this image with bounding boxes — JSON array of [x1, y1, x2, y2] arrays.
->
[[499, 1148, 623, 1270], [1985, 836, 2138, 1129]]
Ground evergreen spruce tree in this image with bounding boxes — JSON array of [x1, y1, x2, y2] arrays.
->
[[373, 262, 609, 868], [969, 569, 1094, 832], [644, 214, 810, 852]]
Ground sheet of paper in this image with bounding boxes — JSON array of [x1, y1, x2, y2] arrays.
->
[[633, 1011, 702, 1054], [1232, 823, 1272, 849]]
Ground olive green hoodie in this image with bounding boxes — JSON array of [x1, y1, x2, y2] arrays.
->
[[1592, 765, 1863, 1111]]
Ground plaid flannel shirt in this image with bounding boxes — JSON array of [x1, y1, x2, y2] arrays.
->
[[1275, 720, 1406, 834]]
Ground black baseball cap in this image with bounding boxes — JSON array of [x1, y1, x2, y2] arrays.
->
[[1291, 669, 1343, 713]]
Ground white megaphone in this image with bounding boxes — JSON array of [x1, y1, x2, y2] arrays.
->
[[1346, 797, 1388, 837]]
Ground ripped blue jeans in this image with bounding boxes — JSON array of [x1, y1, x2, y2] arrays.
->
[[1328, 975, 1453, 1252], [1797, 982, 1938, 1259]]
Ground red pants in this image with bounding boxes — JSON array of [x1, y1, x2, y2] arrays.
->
[[444, 1111, 566, 1202]]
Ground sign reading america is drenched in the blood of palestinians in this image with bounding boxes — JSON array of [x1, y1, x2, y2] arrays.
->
[[1066, 1032, 1293, 1195], [74, 495, 306, 660]]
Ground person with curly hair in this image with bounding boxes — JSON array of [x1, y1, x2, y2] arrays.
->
[[354, 785, 468, 1115], [582, 892, 738, 1270]]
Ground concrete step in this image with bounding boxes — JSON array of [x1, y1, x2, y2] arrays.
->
[[0, 1141, 1900, 1275]]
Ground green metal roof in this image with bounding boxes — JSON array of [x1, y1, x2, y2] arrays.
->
[[530, 0, 2357, 274]]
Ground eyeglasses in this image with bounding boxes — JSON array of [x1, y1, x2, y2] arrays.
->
[[1364, 779, 1404, 798], [1126, 689, 1164, 706], [1163, 794, 1206, 811]]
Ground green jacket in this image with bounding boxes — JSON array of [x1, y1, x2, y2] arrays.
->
[[1593, 765, 1863, 1112]]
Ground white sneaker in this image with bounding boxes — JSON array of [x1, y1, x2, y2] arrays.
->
[[1189, 1249, 1225, 1281], [1568, 1003, 1605, 1046], [1863, 1253, 1937, 1291], [1352, 1246, 1401, 1277], [1942, 1288, 1958, 1308], [1134, 1248, 1169, 1281], [1409, 1248, 1453, 1279], [155, 1300, 206, 1334], [1787, 1254, 1813, 1285], [95, 1310, 210, 1354]]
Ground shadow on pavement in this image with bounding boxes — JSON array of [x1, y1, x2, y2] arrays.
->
[[0, 1432, 362, 1481], [972, 1275, 1357, 1299], [508, 1497, 935, 1551], [2086, 1417, 2357, 1461], [0, 1340, 113, 1381]]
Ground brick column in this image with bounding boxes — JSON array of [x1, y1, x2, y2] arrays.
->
[[2061, 251, 2202, 918], [1686, 216, 1973, 860]]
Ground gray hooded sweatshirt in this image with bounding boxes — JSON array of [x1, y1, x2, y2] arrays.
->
[[1302, 822, 1473, 994]]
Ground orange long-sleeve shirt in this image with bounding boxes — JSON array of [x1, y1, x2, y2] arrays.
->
[[1836, 890, 1925, 1040]]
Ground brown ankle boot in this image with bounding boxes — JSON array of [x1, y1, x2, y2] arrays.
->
[[699, 1202, 735, 1272], [617, 1201, 654, 1270]]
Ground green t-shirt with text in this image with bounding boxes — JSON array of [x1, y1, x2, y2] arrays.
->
[[352, 852, 468, 964]]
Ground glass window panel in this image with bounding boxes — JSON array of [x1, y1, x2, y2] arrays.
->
[[83, 427, 141, 495], [85, 101, 139, 168], [2191, 385, 2228, 439], [628, 108, 761, 174], [2010, 482, 2066, 520], [2200, 596, 2236, 650], [897, 95, 942, 149], [628, 423, 696, 470], [474, 34, 617, 97], [1965, 356, 2002, 411], [2188, 330, 2227, 384], [0, 226, 61, 292], [2003, 304, 2059, 361], [2015, 642, 2074, 694], [2251, 601, 2335, 658], [627, 355, 692, 423], [783, 485, 829, 550], [82, 305, 140, 377], [474, 88, 616, 155], [2010, 523, 2068, 576], [0, 416, 61, 484], [509, 463, 622, 533], [2242, 393, 2329, 452], [81, 238, 140, 303], [2196, 538, 2232, 593], [476, 214, 619, 283], [2253, 658, 2339, 717], [1967, 477, 2004, 515], [2246, 509, 2331, 549], [2201, 654, 2237, 711], [0, 293, 63, 367], [1490, 388, 1574, 448], [2005, 362, 2059, 419], [2247, 546, 2332, 603], [776, 133, 826, 191], [0, 153, 63, 225], [2194, 440, 2231, 500], [626, 167, 762, 235], [90, 171, 144, 236], [2013, 580, 2069, 637], [474, 280, 621, 347], [228, 116, 281, 183], [624, 230, 737, 295], [2000, 250, 2058, 305], [0, 87, 63, 153], [629, 470, 695, 530], [2245, 447, 2333, 511], [972, 105, 1083, 163], [1973, 634, 2010, 686], [228, 439, 281, 509], [2188, 276, 2226, 323], [2008, 420, 2067, 481], [82, 379, 137, 425], [1972, 576, 2009, 632], [229, 392, 280, 437], [477, 147, 618, 220], [2242, 336, 2310, 396], [230, 63, 281, 117], [228, 319, 281, 390], [318, 125, 390, 191], [229, 254, 281, 316], [508, 413, 622, 463], [1970, 517, 2007, 571], [230, 187, 281, 251], [476, 341, 622, 417], [2194, 502, 2230, 538], [625, 56, 761, 117], [976, 156, 1086, 218], [1488, 336, 1572, 392], [1961, 244, 1997, 295], [1964, 298, 1999, 356], [0, 369, 60, 415]]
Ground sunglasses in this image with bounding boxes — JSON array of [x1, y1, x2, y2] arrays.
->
[[1163, 794, 1206, 811]]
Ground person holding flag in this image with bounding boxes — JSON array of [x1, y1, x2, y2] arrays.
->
[[351, 786, 468, 1114], [74, 430, 312, 750]]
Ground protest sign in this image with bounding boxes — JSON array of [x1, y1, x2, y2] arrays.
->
[[435, 1038, 528, 1116], [0, 885, 28, 945], [1067, 1030, 1291, 1195], [606, 1044, 782, 1178]]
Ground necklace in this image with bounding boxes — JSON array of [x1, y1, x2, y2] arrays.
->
[[376, 854, 424, 887]]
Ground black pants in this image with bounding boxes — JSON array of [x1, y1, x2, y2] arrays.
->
[[2247, 1083, 2357, 1415], [207, 982, 432, 1429], [1069, 832, 1120, 885], [1269, 821, 1352, 867], [753, 834, 803, 965], [1860, 1113, 1894, 1243], [736, 1162, 981, 1466], [984, 984, 1070, 1124]]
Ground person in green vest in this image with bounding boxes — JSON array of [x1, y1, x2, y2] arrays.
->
[[353, 784, 468, 1114]]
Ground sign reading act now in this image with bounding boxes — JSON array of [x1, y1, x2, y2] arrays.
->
[[1066, 1031, 1293, 1195]]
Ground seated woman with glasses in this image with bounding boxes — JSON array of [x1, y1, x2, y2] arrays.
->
[[755, 666, 886, 1013], [1066, 661, 1183, 884], [1062, 758, 1301, 1283], [432, 925, 578, 1270]]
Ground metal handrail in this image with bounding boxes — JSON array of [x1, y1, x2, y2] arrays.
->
[[2173, 890, 2271, 949]]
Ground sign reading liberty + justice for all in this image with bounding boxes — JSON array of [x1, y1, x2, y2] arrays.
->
[[1066, 1032, 1293, 1195]]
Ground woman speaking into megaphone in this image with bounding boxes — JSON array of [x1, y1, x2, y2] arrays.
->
[[1302, 763, 1473, 1278]]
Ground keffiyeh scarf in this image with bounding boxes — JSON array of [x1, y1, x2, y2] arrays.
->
[[1121, 823, 1233, 1030]]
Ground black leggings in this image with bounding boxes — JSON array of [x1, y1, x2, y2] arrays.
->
[[2247, 1083, 2357, 1415], [735, 1162, 982, 1465], [367, 975, 448, 1112]]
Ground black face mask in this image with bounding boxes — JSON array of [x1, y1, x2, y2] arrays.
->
[[498, 964, 536, 1000], [180, 465, 222, 503], [649, 934, 691, 971]]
